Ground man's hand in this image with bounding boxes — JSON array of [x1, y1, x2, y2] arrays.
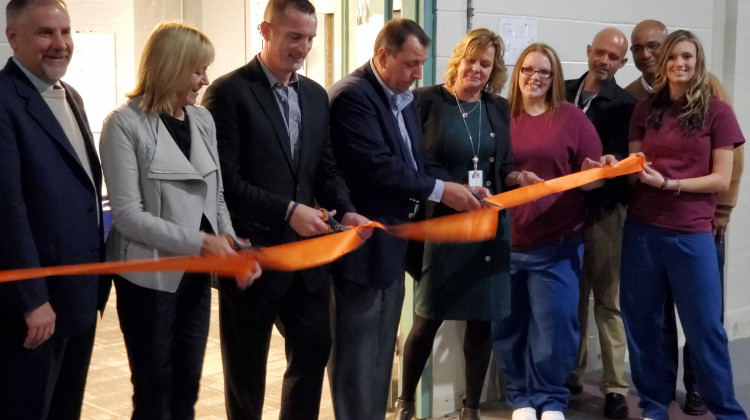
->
[[24, 302, 56, 349], [441, 182, 481, 212], [236, 261, 263, 290], [342, 212, 374, 239], [289, 202, 331, 237], [713, 210, 731, 244]]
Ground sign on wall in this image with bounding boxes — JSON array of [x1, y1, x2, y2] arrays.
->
[[500, 17, 538, 65]]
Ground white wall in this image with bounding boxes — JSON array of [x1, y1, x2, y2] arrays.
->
[[0, 3, 9, 59], [724, 0, 750, 340]]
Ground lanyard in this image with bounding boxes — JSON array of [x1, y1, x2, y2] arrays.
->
[[574, 81, 597, 114]]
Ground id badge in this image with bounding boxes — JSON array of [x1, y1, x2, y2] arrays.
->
[[468, 170, 483, 187]]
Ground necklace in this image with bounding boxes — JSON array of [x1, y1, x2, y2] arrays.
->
[[459, 99, 480, 118], [453, 88, 482, 171]]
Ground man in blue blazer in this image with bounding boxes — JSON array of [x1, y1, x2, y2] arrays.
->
[[328, 19, 482, 420], [0, 1, 108, 419]]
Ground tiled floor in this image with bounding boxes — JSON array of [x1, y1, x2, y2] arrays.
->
[[82, 289, 750, 419], [81, 289, 334, 419]]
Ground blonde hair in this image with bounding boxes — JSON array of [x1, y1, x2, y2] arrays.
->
[[128, 22, 215, 114], [649, 30, 711, 134], [444, 28, 507, 94], [507, 43, 565, 119]]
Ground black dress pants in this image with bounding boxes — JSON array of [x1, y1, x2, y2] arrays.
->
[[0, 321, 95, 420], [115, 273, 210, 420], [219, 272, 332, 420]]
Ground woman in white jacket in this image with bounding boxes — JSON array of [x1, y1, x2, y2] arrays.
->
[[99, 22, 260, 420]]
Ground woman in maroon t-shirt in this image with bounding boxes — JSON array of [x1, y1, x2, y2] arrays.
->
[[491, 43, 607, 420], [622, 30, 746, 420]]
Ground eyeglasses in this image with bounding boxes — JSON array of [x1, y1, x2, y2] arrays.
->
[[630, 41, 661, 55], [520, 67, 552, 79]]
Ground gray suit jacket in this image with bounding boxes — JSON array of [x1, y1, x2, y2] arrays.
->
[[99, 97, 235, 292]]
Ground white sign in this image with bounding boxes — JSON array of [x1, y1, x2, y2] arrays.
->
[[500, 17, 538, 65]]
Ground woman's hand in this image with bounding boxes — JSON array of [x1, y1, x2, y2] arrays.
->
[[201, 233, 236, 256], [637, 162, 666, 189], [599, 154, 619, 166], [518, 170, 543, 187], [506, 170, 544, 187], [581, 157, 603, 171]]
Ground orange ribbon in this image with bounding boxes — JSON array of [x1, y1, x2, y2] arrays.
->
[[0, 155, 645, 284]]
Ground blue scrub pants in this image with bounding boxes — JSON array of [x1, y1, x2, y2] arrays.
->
[[620, 219, 746, 420], [492, 237, 582, 412]]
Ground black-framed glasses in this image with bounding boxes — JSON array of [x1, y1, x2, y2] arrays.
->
[[520, 67, 552, 79], [630, 41, 661, 55]]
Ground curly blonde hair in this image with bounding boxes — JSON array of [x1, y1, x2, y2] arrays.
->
[[648, 30, 711, 134], [444, 28, 507, 95]]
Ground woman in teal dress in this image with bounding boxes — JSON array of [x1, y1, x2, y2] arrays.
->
[[392, 28, 536, 420]]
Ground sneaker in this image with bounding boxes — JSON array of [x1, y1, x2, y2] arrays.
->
[[604, 392, 629, 419], [683, 390, 708, 416], [512, 407, 537, 420], [541, 410, 566, 420]]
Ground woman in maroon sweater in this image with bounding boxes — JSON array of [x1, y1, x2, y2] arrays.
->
[[491, 43, 606, 420]]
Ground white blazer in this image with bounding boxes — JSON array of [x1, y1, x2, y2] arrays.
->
[[100, 97, 236, 292]]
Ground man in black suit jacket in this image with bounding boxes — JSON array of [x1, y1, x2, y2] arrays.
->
[[327, 19, 482, 420], [0, 1, 108, 419], [563, 27, 636, 419], [202, 1, 369, 419]]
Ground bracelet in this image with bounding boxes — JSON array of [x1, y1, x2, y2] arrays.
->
[[674, 178, 682, 195], [660, 177, 669, 190], [285, 201, 299, 222]]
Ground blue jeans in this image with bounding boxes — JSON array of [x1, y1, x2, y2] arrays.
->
[[620, 219, 746, 420], [492, 237, 582, 412]]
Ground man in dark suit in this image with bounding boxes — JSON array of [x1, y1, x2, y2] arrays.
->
[[327, 19, 482, 420], [202, 1, 369, 419], [563, 27, 636, 419], [0, 1, 108, 419]]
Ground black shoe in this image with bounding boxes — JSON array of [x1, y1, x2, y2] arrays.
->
[[604, 392, 629, 419], [565, 382, 583, 395], [392, 398, 415, 420], [683, 390, 708, 416]]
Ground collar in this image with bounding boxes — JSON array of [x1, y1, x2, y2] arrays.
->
[[575, 71, 620, 101], [640, 76, 655, 93], [257, 54, 299, 88], [369, 59, 413, 112], [13, 57, 60, 93]]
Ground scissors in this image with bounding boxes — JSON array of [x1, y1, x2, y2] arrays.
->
[[321, 209, 350, 233], [471, 188, 505, 209]]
